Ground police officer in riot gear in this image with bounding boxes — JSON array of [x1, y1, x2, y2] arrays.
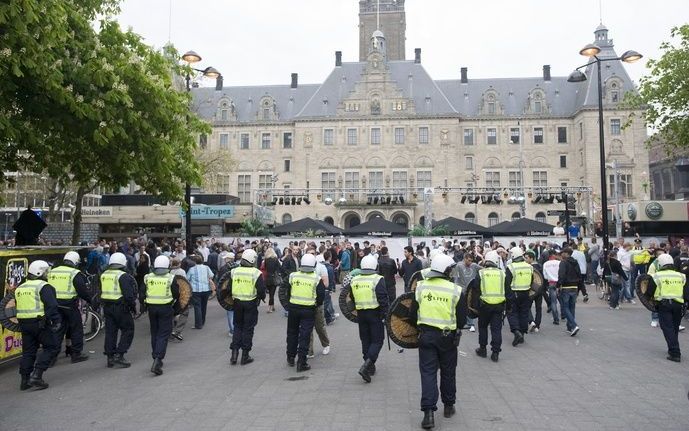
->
[[350, 254, 388, 382], [285, 254, 325, 372], [143, 255, 180, 375], [468, 250, 509, 362], [47, 251, 92, 363], [410, 254, 467, 429], [226, 248, 265, 365], [647, 253, 689, 362], [15, 260, 62, 390], [506, 247, 534, 347], [100, 252, 138, 368]]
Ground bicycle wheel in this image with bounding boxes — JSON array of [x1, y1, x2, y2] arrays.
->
[[83, 310, 102, 342]]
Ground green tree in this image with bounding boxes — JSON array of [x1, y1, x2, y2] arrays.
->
[[240, 218, 271, 237], [627, 25, 689, 150]]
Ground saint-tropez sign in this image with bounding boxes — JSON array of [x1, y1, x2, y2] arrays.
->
[[180, 205, 235, 220]]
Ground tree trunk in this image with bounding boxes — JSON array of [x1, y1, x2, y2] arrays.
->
[[71, 185, 86, 245]]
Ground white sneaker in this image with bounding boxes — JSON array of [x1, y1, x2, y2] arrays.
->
[[469, 325, 476, 332], [333, 313, 340, 318], [322, 346, 330, 355], [651, 321, 659, 328], [680, 326, 686, 332], [570, 326, 580, 337], [533, 327, 539, 333], [307, 354, 315, 359], [631, 299, 636, 304], [528, 322, 536, 333]]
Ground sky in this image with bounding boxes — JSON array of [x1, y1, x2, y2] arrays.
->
[[115, 0, 689, 88]]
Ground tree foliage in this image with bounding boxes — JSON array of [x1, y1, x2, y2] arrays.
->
[[240, 218, 271, 237], [628, 25, 689, 151]]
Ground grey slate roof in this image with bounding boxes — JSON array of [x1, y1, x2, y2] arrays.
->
[[191, 25, 636, 123]]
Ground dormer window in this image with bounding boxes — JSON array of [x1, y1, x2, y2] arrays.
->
[[258, 96, 278, 121], [606, 79, 623, 104], [482, 91, 501, 116], [216, 98, 236, 122], [528, 90, 547, 114]]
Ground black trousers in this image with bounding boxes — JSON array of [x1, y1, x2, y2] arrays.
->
[[385, 282, 396, 304], [148, 304, 174, 360], [191, 291, 211, 328], [56, 301, 84, 353], [103, 301, 135, 356], [286, 305, 316, 360], [231, 300, 258, 351], [19, 319, 59, 377], [357, 308, 384, 363], [658, 301, 683, 358], [507, 291, 533, 334], [478, 303, 504, 353], [418, 327, 458, 412], [528, 293, 543, 328]]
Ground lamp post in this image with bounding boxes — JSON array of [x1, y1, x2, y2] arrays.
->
[[182, 50, 221, 256], [567, 44, 642, 263]]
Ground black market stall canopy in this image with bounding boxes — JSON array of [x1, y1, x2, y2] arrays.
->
[[490, 218, 556, 236], [343, 217, 409, 237], [271, 217, 343, 236], [433, 217, 488, 235]]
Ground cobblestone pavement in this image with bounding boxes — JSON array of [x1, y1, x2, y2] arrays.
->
[[0, 285, 688, 431]]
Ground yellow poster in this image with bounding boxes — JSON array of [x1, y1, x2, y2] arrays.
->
[[0, 327, 21, 361]]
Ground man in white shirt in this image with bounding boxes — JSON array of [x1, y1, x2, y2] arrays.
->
[[543, 251, 562, 325], [617, 243, 635, 304], [308, 250, 331, 357], [571, 244, 589, 302]]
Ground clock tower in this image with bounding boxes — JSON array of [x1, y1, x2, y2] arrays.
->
[[359, 0, 406, 62]]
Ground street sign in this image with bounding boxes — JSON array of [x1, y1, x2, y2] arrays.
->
[[547, 210, 576, 217]]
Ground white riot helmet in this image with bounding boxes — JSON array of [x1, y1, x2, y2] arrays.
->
[[300, 254, 317, 271], [109, 252, 127, 268], [360, 255, 378, 274], [28, 260, 50, 279], [484, 250, 501, 267], [430, 254, 456, 275], [428, 248, 442, 263], [154, 255, 170, 270], [225, 252, 236, 262], [510, 247, 524, 259], [241, 249, 257, 265], [63, 251, 80, 266], [656, 253, 674, 268]]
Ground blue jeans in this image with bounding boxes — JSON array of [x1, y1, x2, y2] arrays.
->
[[324, 291, 335, 323], [560, 289, 578, 331], [621, 271, 632, 300], [651, 311, 659, 323], [226, 310, 234, 333], [548, 286, 560, 324]]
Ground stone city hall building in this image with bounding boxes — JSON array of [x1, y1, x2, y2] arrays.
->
[[191, 0, 648, 232]]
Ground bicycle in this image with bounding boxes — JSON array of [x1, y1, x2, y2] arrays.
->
[[79, 300, 103, 342]]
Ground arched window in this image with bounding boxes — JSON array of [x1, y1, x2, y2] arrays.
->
[[465, 212, 476, 224], [393, 213, 409, 229], [281, 213, 292, 225], [419, 216, 426, 226], [323, 216, 334, 225], [535, 212, 546, 223], [511, 212, 521, 221], [488, 212, 499, 227]]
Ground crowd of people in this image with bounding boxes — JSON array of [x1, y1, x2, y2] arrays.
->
[[9, 233, 689, 429]]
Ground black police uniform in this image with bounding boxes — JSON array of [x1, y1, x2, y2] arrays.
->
[[226, 264, 266, 364], [51, 263, 92, 361], [142, 271, 180, 375], [505, 258, 534, 345], [285, 271, 325, 371], [409, 272, 467, 420], [350, 272, 389, 382], [17, 278, 62, 390], [467, 265, 511, 358], [101, 267, 138, 367], [647, 269, 689, 361]]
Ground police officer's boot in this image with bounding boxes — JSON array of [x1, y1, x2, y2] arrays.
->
[[151, 358, 163, 376], [491, 351, 499, 362], [240, 349, 253, 365], [367, 361, 376, 376], [296, 357, 310, 372], [475, 346, 487, 358], [358, 359, 373, 383], [70, 351, 89, 363], [28, 369, 49, 390], [107, 355, 115, 368], [443, 404, 456, 418], [65, 345, 72, 358], [286, 354, 295, 367], [113, 353, 131, 368], [20, 375, 32, 391], [230, 349, 239, 365], [421, 409, 434, 429], [512, 330, 524, 347]]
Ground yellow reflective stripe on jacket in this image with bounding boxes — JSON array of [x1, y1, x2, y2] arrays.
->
[[508, 261, 533, 291], [652, 271, 686, 303], [48, 266, 80, 300], [351, 274, 382, 310], [479, 268, 505, 304], [100, 269, 125, 300], [288, 271, 320, 306], [144, 273, 174, 304], [15, 280, 47, 319], [415, 278, 461, 330], [231, 266, 260, 301]]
